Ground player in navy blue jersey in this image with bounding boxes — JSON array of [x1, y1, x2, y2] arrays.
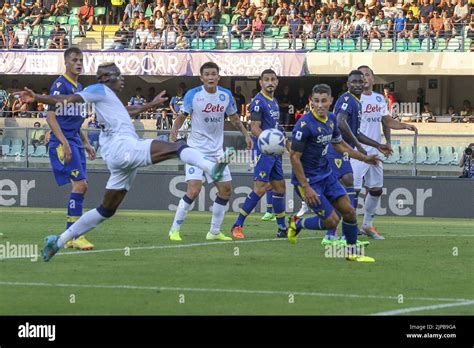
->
[[323, 70, 392, 245], [288, 84, 381, 262], [47, 47, 97, 251], [231, 69, 288, 239]]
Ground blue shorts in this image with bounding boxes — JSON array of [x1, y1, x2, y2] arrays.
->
[[327, 145, 352, 179], [253, 153, 284, 182], [49, 142, 87, 186], [294, 174, 347, 220]]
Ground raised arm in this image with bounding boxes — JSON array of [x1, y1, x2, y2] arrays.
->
[[126, 90, 168, 117], [16, 87, 84, 105]]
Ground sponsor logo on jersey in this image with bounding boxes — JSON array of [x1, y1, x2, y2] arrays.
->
[[364, 104, 383, 113], [376, 95, 383, 102], [219, 94, 226, 101], [317, 134, 333, 143], [202, 103, 225, 113], [71, 169, 80, 177], [204, 116, 221, 123], [334, 158, 343, 168]]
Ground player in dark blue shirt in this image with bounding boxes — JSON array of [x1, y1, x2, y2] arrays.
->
[[324, 70, 392, 243], [47, 47, 96, 251], [231, 69, 288, 239], [288, 83, 380, 262]]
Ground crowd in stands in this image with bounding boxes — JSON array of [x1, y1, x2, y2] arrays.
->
[[0, 0, 472, 49]]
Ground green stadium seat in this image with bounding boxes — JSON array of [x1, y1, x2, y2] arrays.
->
[[367, 38, 380, 50], [380, 38, 393, 51], [264, 26, 277, 37], [190, 38, 199, 49], [94, 7, 106, 17], [11, 138, 23, 147], [266, 16, 273, 24], [230, 38, 241, 49], [395, 39, 406, 51], [329, 38, 341, 51], [278, 26, 288, 37], [315, 38, 328, 51], [145, 7, 152, 18], [420, 38, 429, 51], [424, 146, 440, 165], [263, 37, 276, 49], [415, 145, 427, 164], [70, 7, 80, 15], [304, 39, 315, 50], [219, 14, 230, 25], [68, 16, 78, 25], [407, 38, 421, 51], [242, 39, 253, 49], [276, 36, 290, 49], [438, 146, 455, 165], [358, 38, 368, 50], [435, 38, 447, 51], [464, 38, 472, 51], [294, 38, 304, 49], [56, 16, 69, 25], [398, 145, 414, 164], [251, 39, 263, 49], [23, 145, 34, 157], [43, 16, 56, 25], [342, 39, 355, 51], [383, 145, 400, 164], [445, 37, 459, 51]]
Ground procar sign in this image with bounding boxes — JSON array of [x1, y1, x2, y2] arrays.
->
[[0, 169, 472, 218]]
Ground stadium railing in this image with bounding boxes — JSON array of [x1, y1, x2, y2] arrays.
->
[[1, 23, 472, 52]]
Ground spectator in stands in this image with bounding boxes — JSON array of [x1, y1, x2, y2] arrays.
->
[[399, 10, 419, 39], [42, 0, 55, 15], [175, 31, 189, 48], [445, 105, 461, 122], [236, 0, 250, 15], [250, 11, 264, 39], [87, 114, 100, 146], [439, 0, 455, 18], [170, 12, 184, 36], [314, 9, 326, 39], [52, 0, 69, 16], [123, 0, 143, 24], [287, 10, 303, 40], [467, 16, 474, 39], [301, 17, 314, 40], [161, 24, 177, 48], [300, 1, 314, 21], [170, 86, 184, 121], [129, 88, 146, 106], [19, 0, 35, 17], [460, 99, 472, 122], [35, 98, 47, 118], [135, 21, 149, 48], [77, 0, 94, 37], [272, 0, 289, 27], [185, 10, 200, 38], [327, 0, 343, 18], [44, 130, 51, 151], [278, 85, 291, 130], [382, 0, 400, 20], [111, 20, 130, 48], [10, 20, 30, 48], [233, 86, 246, 115], [150, 0, 167, 18], [25, 0, 47, 27], [129, 10, 140, 29], [203, 0, 219, 21], [419, 0, 434, 18], [293, 87, 307, 120], [371, 10, 391, 38], [153, 10, 165, 34], [198, 10, 215, 38], [384, 85, 396, 113], [328, 11, 343, 38], [441, 11, 454, 43], [0, 18, 6, 49], [219, 0, 232, 14], [231, 8, 251, 39], [0, 83, 8, 117], [453, 0, 468, 33], [108, 0, 125, 24], [12, 96, 29, 117], [30, 121, 45, 148], [49, 21, 67, 48], [458, 143, 474, 178], [430, 9, 443, 38], [407, 0, 420, 18], [0, 2, 20, 25], [421, 102, 434, 122], [393, 10, 406, 38]]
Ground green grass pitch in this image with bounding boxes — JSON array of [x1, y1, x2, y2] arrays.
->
[[0, 207, 473, 315]]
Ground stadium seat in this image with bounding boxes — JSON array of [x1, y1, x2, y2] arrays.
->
[[219, 14, 230, 25], [266, 16, 273, 24], [342, 39, 356, 51], [420, 38, 429, 51], [230, 38, 241, 49], [367, 38, 380, 51], [276, 37, 290, 49], [415, 145, 427, 164], [452, 146, 464, 164], [190, 38, 199, 49], [329, 38, 341, 51], [438, 146, 454, 165], [70, 7, 80, 15], [464, 38, 472, 51], [445, 38, 460, 51], [278, 26, 288, 37], [358, 38, 368, 50], [1, 144, 9, 156], [56, 16, 69, 25], [43, 16, 56, 25], [315, 38, 328, 51], [264, 26, 277, 37], [252, 39, 263, 49], [263, 37, 276, 49], [395, 39, 406, 51], [94, 7, 106, 17], [304, 39, 315, 50], [242, 39, 253, 49], [7, 144, 22, 157], [11, 138, 23, 147], [2, 138, 12, 146], [383, 145, 400, 163], [145, 7, 152, 17], [23, 145, 35, 157], [424, 146, 440, 165], [435, 38, 447, 51], [293, 38, 304, 49], [68, 16, 78, 25], [379, 38, 393, 51], [203, 38, 216, 49], [398, 145, 414, 164], [31, 145, 47, 157], [407, 38, 421, 51]]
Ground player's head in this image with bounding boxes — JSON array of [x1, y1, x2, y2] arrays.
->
[[64, 47, 83, 77], [347, 70, 365, 96], [357, 65, 374, 91], [199, 62, 220, 91], [259, 69, 278, 96], [96, 63, 124, 92], [309, 84, 333, 117]]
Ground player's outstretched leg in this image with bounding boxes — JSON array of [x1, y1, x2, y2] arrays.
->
[[261, 189, 276, 221], [360, 189, 385, 240]]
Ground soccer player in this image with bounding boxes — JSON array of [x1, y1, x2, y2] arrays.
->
[[168, 62, 253, 242], [231, 69, 288, 239], [354, 65, 417, 239], [322, 70, 392, 245], [47, 47, 96, 251], [16, 63, 233, 262], [288, 83, 381, 262]]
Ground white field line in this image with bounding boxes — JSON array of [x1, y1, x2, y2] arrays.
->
[[1, 234, 473, 261], [370, 300, 474, 315], [0, 281, 472, 304]]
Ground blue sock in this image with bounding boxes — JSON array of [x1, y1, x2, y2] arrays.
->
[[67, 192, 84, 229], [234, 191, 262, 227], [266, 189, 273, 213], [342, 220, 358, 245], [346, 186, 357, 210], [297, 216, 325, 230], [272, 192, 286, 229]]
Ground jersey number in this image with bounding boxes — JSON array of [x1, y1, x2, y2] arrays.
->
[[322, 144, 328, 156], [295, 131, 303, 141]]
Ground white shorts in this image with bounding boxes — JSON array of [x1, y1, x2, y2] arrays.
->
[[104, 137, 153, 191], [351, 158, 384, 190], [185, 163, 232, 183]]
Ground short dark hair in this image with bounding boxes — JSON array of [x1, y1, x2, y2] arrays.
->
[[260, 69, 277, 79], [348, 70, 363, 78], [357, 65, 374, 76], [64, 47, 82, 60], [200, 62, 219, 75], [311, 84, 332, 96]]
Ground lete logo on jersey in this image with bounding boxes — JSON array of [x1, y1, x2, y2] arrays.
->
[[202, 103, 225, 113], [364, 104, 383, 113]]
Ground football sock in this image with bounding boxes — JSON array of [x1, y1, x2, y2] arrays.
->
[[57, 208, 107, 248], [171, 195, 194, 232], [342, 219, 358, 245], [66, 192, 84, 230], [209, 196, 229, 235], [325, 210, 341, 238], [363, 190, 382, 227], [177, 147, 214, 175], [234, 191, 261, 227], [297, 215, 325, 230], [272, 192, 286, 229], [346, 186, 357, 210], [266, 189, 273, 213]]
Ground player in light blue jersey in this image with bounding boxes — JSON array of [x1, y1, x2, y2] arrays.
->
[[231, 69, 289, 239], [47, 47, 96, 251], [168, 62, 253, 242], [17, 63, 234, 262], [288, 84, 380, 262]]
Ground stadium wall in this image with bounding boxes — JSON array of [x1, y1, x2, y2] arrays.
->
[[0, 169, 472, 218]]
